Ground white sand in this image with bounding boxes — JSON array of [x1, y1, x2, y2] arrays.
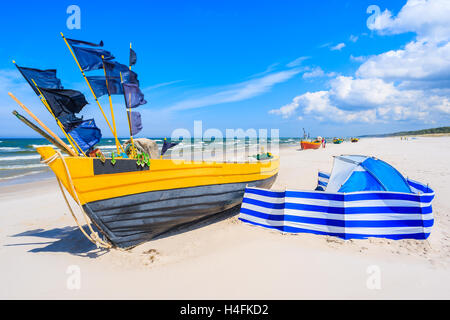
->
[[1, 136, 449, 299]]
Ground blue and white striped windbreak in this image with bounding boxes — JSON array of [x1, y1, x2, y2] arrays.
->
[[239, 172, 434, 240]]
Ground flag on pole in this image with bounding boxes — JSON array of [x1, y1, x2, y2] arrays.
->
[[87, 76, 123, 97], [58, 113, 84, 132], [39, 88, 89, 117], [123, 83, 147, 108], [67, 119, 102, 152], [16, 65, 63, 95], [161, 138, 179, 156], [66, 38, 104, 47], [104, 60, 139, 85], [71, 46, 115, 71], [129, 48, 137, 67], [128, 111, 143, 135]]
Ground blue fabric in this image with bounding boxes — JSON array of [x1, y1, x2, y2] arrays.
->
[[123, 83, 147, 108], [128, 111, 142, 135], [239, 177, 435, 240], [16, 65, 63, 95], [338, 171, 385, 193], [103, 60, 139, 85], [129, 48, 137, 66], [68, 119, 102, 152], [71, 46, 114, 72], [66, 38, 104, 47], [361, 158, 412, 193], [87, 76, 123, 98]]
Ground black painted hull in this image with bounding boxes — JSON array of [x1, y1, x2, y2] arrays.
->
[[83, 174, 277, 248]]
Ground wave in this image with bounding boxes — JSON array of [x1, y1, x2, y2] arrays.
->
[[0, 164, 46, 170], [0, 170, 45, 181], [0, 147, 23, 151], [29, 144, 57, 149], [0, 155, 41, 161], [98, 145, 118, 150]]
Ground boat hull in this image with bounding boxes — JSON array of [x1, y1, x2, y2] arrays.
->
[[35, 146, 279, 248], [300, 141, 321, 150], [83, 174, 277, 248]]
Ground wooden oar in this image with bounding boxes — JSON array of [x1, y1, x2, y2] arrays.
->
[[8, 92, 78, 157], [12, 110, 70, 154]]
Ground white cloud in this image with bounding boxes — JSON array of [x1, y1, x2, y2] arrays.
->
[[269, 0, 450, 125], [330, 43, 346, 51], [165, 68, 301, 112], [302, 67, 337, 79], [356, 40, 450, 88], [349, 35, 359, 43], [270, 75, 448, 123], [302, 67, 325, 79], [286, 56, 310, 67], [350, 55, 368, 62], [368, 0, 450, 41]]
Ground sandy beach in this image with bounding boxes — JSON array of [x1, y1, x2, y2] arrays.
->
[[1, 136, 449, 299]]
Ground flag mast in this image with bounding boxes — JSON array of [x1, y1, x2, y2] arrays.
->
[[8, 92, 78, 157], [101, 56, 122, 154], [120, 70, 136, 157], [12, 60, 83, 156], [31, 79, 86, 156], [125, 42, 136, 156], [60, 32, 122, 153]]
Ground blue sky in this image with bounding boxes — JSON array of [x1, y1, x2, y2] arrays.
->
[[0, 0, 449, 138]]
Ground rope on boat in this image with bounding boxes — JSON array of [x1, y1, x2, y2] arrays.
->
[[41, 151, 112, 249]]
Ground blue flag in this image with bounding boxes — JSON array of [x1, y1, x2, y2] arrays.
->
[[128, 111, 143, 136], [123, 83, 147, 108], [129, 48, 137, 67], [66, 38, 104, 47], [161, 138, 179, 156], [103, 60, 139, 85], [71, 46, 114, 72], [87, 76, 123, 98], [68, 119, 102, 152], [16, 65, 63, 95]]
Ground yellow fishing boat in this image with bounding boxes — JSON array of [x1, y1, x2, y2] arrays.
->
[[37, 146, 279, 248]]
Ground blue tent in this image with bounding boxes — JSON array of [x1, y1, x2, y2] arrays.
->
[[239, 155, 434, 240], [325, 155, 412, 193]]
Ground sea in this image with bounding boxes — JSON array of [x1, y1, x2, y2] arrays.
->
[[0, 137, 301, 186]]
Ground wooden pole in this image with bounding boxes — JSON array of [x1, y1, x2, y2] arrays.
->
[[8, 92, 78, 157], [60, 32, 122, 153], [120, 72, 136, 157], [126, 42, 136, 157], [101, 56, 121, 154], [12, 110, 70, 153]]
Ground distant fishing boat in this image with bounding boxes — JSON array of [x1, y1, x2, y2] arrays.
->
[[300, 140, 321, 150], [333, 138, 344, 144], [37, 146, 279, 248]]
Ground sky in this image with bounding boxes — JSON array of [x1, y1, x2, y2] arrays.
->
[[0, 0, 449, 138]]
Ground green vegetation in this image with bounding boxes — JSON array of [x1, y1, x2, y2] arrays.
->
[[360, 126, 450, 138]]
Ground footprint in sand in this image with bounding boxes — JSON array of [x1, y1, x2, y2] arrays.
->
[[142, 249, 160, 264]]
